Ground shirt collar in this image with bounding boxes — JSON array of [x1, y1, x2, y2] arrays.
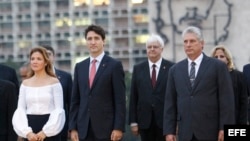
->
[[148, 58, 163, 68], [188, 53, 203, 66], [90, 52, 105, 63]]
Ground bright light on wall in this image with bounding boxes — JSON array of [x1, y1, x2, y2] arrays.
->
[[74, 0, 90, 6], [135, 34, 149, 44], [132, 0, 144, 4], [18, 41, 31, 48]]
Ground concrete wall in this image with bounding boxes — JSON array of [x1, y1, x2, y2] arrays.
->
[[149, 0, 250, 71]]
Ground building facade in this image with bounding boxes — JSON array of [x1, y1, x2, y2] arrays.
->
[[0, 0, 149, 73], [1, 0, 250, 73]]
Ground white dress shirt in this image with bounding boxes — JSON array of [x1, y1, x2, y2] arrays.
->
[[12, 83, 65, 138]]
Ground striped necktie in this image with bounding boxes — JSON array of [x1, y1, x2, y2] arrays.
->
[[189, 62, 196, 87]]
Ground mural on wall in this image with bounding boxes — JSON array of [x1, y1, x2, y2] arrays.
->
[[153, 0, 233, 45], [153, 0, 169, 44]]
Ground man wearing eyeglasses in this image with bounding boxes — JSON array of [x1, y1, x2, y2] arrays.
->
[[129, 34, 174, 141]]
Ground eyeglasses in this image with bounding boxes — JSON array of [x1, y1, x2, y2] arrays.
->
[[147, 46, 161, 50]]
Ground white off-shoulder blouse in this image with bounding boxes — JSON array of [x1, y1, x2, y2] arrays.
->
[[12, 83, 65, 138]]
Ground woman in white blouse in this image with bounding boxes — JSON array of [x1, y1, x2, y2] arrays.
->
[[12, 47, 65, 141]]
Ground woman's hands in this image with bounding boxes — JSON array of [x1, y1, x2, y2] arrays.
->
[[26, 131, 46, 141], [27, 132, 38, 141], [37, 131, 46, 141]]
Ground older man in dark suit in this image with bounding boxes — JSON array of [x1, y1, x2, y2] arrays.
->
[[129, 34, 174, 141], [0, 64, 19, 93], [69, 24, 126, 141], [0, 79, 17, 141], [163, 26, 235, 141]]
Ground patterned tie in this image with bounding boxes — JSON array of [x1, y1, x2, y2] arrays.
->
[[89, 59, 97, 88], [189, 62, 196, 87], [152, 64, 156, 88]]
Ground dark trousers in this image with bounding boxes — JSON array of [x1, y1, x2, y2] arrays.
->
[[139, 114, 165, 141], [190, 135, 216, 141], [190, 135, 199, 141], [0, 135, 17, 141], [25, 114, 61, 141], [80, 121, 110, 141], [59, 126, 69, 141]]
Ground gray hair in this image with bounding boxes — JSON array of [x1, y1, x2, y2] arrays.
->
[[146, 34, 164, 48], [182, 26, 203, 41]]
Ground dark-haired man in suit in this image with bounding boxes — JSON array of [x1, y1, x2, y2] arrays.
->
[[163, 26, 235, 141], [41, 45, 73, 141], [0, 79, 17, 141], [129, 34, 174, 141], [69, 24, 126, 141]]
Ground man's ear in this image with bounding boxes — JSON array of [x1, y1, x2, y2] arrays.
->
[[201, 40, 205, 49]]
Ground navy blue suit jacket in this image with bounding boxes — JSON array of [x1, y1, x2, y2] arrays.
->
[[0, 79, 17, 141], [69, 55, 126, 140], [163, 54, 235, 141], [129, 59, 174, 129], [243, 64, 250, 93], [55, 69, 72, 137], [242, 64, 250, 123]]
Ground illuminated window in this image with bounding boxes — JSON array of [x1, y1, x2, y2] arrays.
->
[[18, 41, 31, 49], [55, 18, 73, 27], [74, 38, 86, 46], [93, 0, 110, 6], [133, 14, 149, 23], [131, 0, 144, 4], [135, 34, 149, 44], [74, 0, 90, 6], [74, 0, 110, 6], [74, 18, 91, 26]]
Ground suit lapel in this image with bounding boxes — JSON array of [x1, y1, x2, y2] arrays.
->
[[90, 55, 108, 89], [181, 60, 193, 90], [82, 58, 91, 89], [192, 55, 210, 91], [0, 84, 3, 94], [143, 62, 152, 89], [155, 60, 167, 88]]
